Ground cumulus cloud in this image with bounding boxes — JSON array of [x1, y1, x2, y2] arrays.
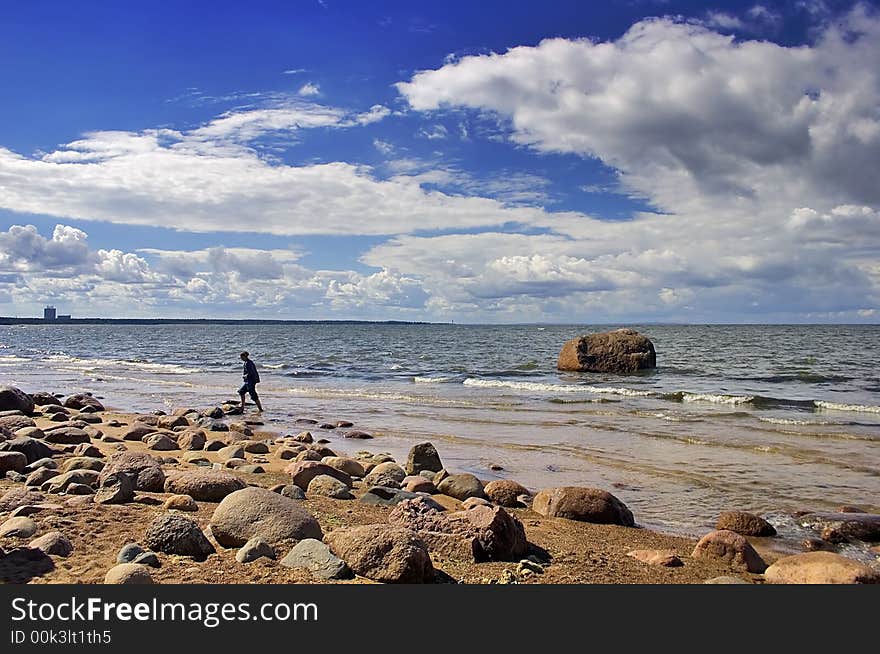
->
[[297, 82, 321, 97]]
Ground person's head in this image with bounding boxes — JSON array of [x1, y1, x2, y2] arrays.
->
[[239, 351, 249, 361]]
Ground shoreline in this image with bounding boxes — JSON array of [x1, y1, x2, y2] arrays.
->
[[1, 390, 878, 584]]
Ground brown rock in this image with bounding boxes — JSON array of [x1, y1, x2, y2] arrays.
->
[[0, 385, 35, 414], [532, 486, 635, 526], [321, 456, 366, 478], [143, 513, 215, 559], [405, 442, 443, 475], [163, 494, 198, 511], [627, 549, 683, 567], [764, 551, 880, 584], [437, 473, 486, 501], [484, 479, 530, 507], [94, 472, 134, 504], [557, 328, 656, 373], [691, 530, 766, 573], [99, 452, 165, 492], [177, 430, 207, 451], [716, 511, 776, 536], [0, 487, 46, 511], [104, 563, 154, 584], [28, 531, 74, 557], [0, 451, 27, 474], [209, 486, 323, 548], [63, 394, 104, 412], [285, 461, 352, 490], [325, 524, 434, 583], [163, 470, 246, 502]]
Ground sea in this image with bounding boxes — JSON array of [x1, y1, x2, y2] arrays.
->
[[2, 323, 878, 554]]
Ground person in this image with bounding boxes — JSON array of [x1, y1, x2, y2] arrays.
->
[[238, 351, 263, 412]]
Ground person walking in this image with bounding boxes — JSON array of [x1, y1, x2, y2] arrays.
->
[[238, 351, 264, 412]]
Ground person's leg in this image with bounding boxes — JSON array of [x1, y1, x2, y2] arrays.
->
[[238, 383, 247, 409], [252, 385, 264, 412]]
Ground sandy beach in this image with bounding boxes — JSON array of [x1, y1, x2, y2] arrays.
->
[[2, 388, 878, 585]]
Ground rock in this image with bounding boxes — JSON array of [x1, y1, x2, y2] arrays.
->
[[557, 328, 656, 373], [28, 531, 73, 557], [76, 413, 103, 424], [163, 494, 198, 511], [204, 440, 225, 452], [123, 423, 157, 441], [163, 470, 246, 502], [63, 394, 104, 412], [72, 443, 103, 458], [704, 576, 751, 584], [403, 476, 436, 494], [293, 431, 313, 443], [14, 426, 45, 440], [437, 474, 486, 501], [177, 430, 207, 451], [205, 407, 224, 419], [797, 512, 880, 542], [276, 447, 302, 460], [24, 457, 57, 472], [235, 536, 276, 563], [5, 470, 26, 482], [104, 563, 154, 584], [453, 505, 528, 561], [484, 479, 530, 508], [691, 530, 767, 573], [281, 539, 352, 580], [0, 451, 27, 474], [65, 483, 94, 495], [237, 464, 265, 474], [627, 549, 683, 567], [715, 511, 777, 537], [279, 484, 306, 500], [0, 386, 35, 414], [802, 537, 835, 552], [223, 458, 249, 469], [26, 468, 59, 487], [532, 486, 635, 526], [243, 441, 269, 454], [320, 457, 365, 478], [364, 462, 407, 489], [295, 450, 322, 462], [307, 475, 353, 500], [343, 430, 373, 439], [209, 487, 323, 548], [326, 524, 433, 583], [462, 497, 492, 509], [419, 470, 436, 481], [99, 452, 166, 492], [117, 543, 145, 563], [143, 514, 215, 560], [44, 469, 100, 493], [764, 551, 880, 584], [0, 487, 46, 511], [146, 433, 179, 451], [0, 415, 36, 432], [132, 551, 160, 568], [218, 444, 246, 460], [31, 391, 60, 406], [42, 426, 90, 445], [1, 437, 56, 463], [158, 415, 189, 430], [360, 486, 423, 507], [405, 442, 443, 475], [62, 457, 105, 473], [94, 472, 134, 504], [286, 461, 352, 490], [0, 516, 38, 538]]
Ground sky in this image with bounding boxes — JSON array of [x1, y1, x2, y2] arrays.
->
[[0, 0, 878, 323]]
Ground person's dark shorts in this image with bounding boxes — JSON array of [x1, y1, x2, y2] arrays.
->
[[238, 382, 259, 398]]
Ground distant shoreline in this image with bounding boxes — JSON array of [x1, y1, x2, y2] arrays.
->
[[0, 317, 429, 326]]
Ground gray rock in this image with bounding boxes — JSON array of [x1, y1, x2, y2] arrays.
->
[[325, 525, 433, 584], [437, 473, 486, 501], [28, 531, 73, 557], [61, 457, 105, 473], [43, 469, 99, 493], [104, 563, 153, 584], [279, 485, 306, 500], [281, 539, 352, 580], [117, 543, 146, 564], [209, 486, 323, 548], [146, 433, 179, 451], [163, 470, 246, 502], [95, 472, 134, 504], [359, 486, 423, 507], [307, 475, 353, 500], [25, 468, 59, 487], [0, 414, 36, 432], [1, 437, 56, 463], [0, 386, 35, 414], [132, 551, 161, 568], [24, 457, 57, 472], [235, 536, 276, 563], [42, 427, 91, 445], [143, 514, 215, 560], [99, 452, 166, 492], [406, 442, 443, 475], [0, 516, 38, 538], [63, 394, 105, 412]]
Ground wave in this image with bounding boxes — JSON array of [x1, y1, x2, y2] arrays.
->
[[663, 391, 754, 405], [463, 378, 654, 397], [413, 376, 458, 384], [758, 416, 839, 426], [43, 354, 201, 375], [815, 400, 880, 414], [0, 355, 30, 364], [737, 373, 854, 384], [262, 363, 288, 369]]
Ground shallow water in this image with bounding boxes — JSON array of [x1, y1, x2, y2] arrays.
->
[[2, 323, 879, 541]]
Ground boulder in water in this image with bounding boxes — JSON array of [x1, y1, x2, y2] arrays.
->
[[557, 328, 656, 373]]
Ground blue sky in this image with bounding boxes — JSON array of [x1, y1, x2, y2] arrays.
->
[[1, 0, 878, 322]]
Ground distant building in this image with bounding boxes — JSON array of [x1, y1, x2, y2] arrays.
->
[[57, 314, 71, 321], [43, 306, 56, 321]]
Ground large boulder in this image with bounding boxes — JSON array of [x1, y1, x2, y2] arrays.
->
[[122, 423, 157, 441], [716, 511, 776, 537], [0, 437, 56, 463], [532, 487, 635, 526], [143, 514, 215, 560], [557, 328, 656, 373], [209, 487, 323, 548], [406, 442, 443, 475], [796, 512, 880, 543], [691, 530, 767, 573], [437, 473, 486, 501], [325, 524, 434, 584], [99, 452, 165, 492], [764, 551, 880, 584], [0, 386, 34, 414], [163, 470, 246, 502], [63, 394, 105, 412], [285, 461, 352, 491]]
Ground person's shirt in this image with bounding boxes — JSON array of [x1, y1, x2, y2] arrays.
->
[[242, 359, 260, 384]]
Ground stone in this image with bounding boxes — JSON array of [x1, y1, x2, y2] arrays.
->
[[158, 415, 189, 430], [557, 328, 656, 373], [0, 516, 38, 538], [704, 576, 751, 584], [293, 431, 313, 443], [462, 497, 492, 509], [218, 444, 246, 460], [764, 551, 880, 584], [0, 386, 35, 414], [42, 426, 91, 445], [76, 413, 103, 424], [0, 487, 46, 511], [209, 487, 323, 548], [243, 441, 269, 454], [403, 477, 436, 494], [797, 512, 880, 542], [5, 470, 26, 482], [132, 551, 161, 568], [62, 394, 104, 412], [28, 531, 73, 557], [286, 461, 352, 490], [343, 430, 373, 439], [308, 475, 354, 500], [715, 511, 777, 537], [321, 456, 366, 478], [532, 486, 635, 526], [276, 447, 302, 460], [163, 470, 246, 502], [627, 549, 683, 567], [146, 434, 179, 451], [104, 563, 154, 584], [1, 437, 55, 463], [72, 443, 103, 458], [484, 479, 530, 508], [224, 458, 249, 469], [143, 514, 215, 560], [454, 504, 528, 561], [325, 525, 434, 584], [691, 530, 767, 573], [364, 462, 407, 489], [44, 469, 100, 493], [26, 468, 59, 487], [14, 426, 45, 440], [237, 464, 265, 474], [65, 483, 94, 495], [0, 415, 36, 432], [117, 543, 145, 564], [437, 474, 486, 501], [99, 452, 166, 492], [0, 451, 27, 474], [204, 440, 225, 451], [279, 484, 306, 500], [183, 453, 211, 466], [24, 457, 57, 472], [177, 430, 207, 451], [235, 536, 276, 563], [163, 494, 198, 511], [61, 457, 105, 473], [295, 450, 322, 462], [31, 391, 60, 406], [405, 442, 443, 476], [94, 472, 134, 504], [122, 423, 157, 441], [281, 539, 352, 580]]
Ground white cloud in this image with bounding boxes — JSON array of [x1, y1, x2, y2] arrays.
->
[[418, 124, 448, 140], [373, 138, 394, 154], [297, 82, 321, 97]]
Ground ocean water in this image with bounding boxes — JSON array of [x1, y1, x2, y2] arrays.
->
[[2, 323, 879, 544]]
